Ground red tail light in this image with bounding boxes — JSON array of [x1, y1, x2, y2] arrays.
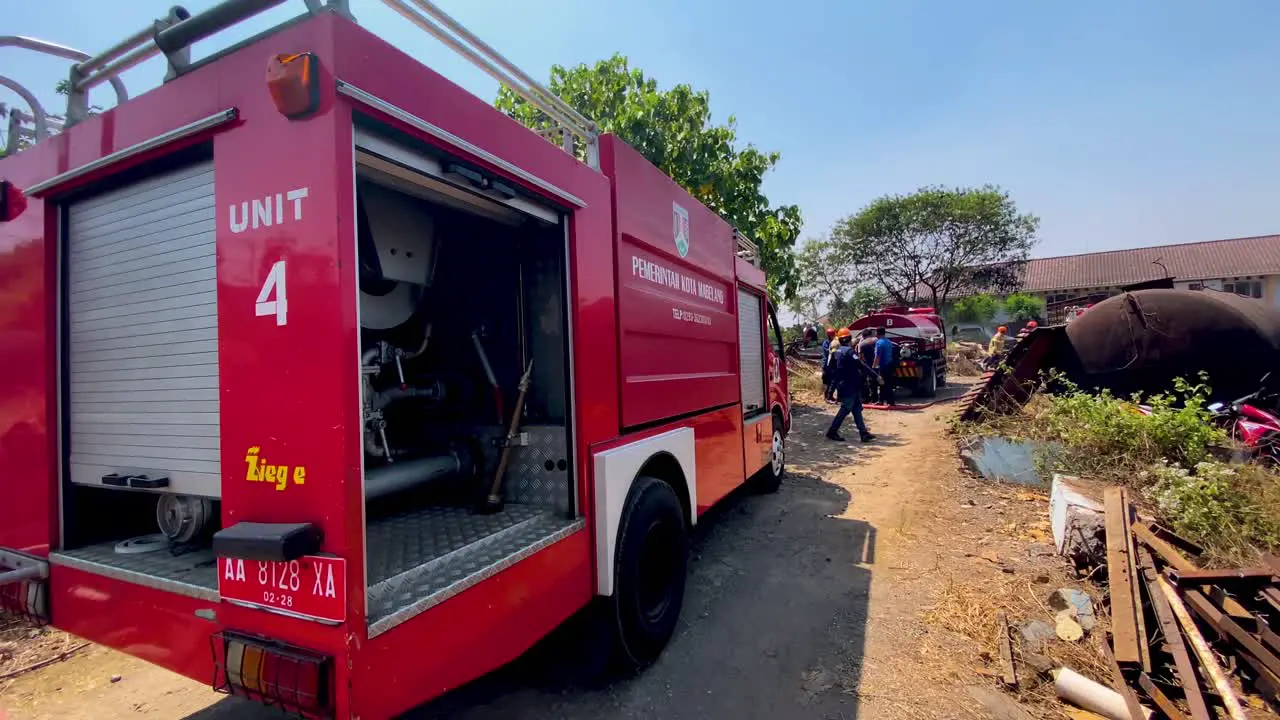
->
[[212, 631, 332, 716]]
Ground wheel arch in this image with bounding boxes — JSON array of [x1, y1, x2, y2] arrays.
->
[[591, 428, 696, 597]]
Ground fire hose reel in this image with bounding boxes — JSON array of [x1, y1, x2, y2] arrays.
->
[[155, 494, 215, 544]]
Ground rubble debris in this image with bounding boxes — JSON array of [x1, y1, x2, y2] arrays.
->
[[1154, 575, 1247, 720], [1019, 620, 1056, 653], [959, 435, 1059, 486], [1055, 611, 1084, 642], [1049, 588, 1096, 631], [1050, 475, 1105, 566], [1097, 484, 1280, 720]]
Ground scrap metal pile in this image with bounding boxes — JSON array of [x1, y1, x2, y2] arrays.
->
[[1099, 486, 1279, 719]]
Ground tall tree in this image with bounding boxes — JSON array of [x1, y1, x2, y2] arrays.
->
[[787, 238, 884, 325], [830, 185, 1038, 309], [495, 54, 802, 299], [789, 239, 855, 318]]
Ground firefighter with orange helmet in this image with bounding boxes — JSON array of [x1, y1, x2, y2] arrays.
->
[[826, 327, 878, 442]]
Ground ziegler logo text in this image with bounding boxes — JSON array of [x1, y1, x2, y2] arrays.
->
[[245, 446, 306, 491]]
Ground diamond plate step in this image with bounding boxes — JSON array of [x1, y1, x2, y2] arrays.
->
[[365, 505, 583, 636], [51, 539, 219, 601]]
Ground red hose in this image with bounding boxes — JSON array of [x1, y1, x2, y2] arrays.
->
[[864, 401, 938, 411]]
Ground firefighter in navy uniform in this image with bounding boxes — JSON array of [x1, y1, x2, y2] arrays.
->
[[820, 327, 837, 403], [826, 328, 879, 442]]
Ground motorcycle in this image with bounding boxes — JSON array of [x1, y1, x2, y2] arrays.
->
[[1206, 375, 1280, 465], [1123, 374, 1280, 465]]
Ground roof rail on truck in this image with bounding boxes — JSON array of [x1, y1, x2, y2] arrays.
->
[[1, 0, 601, 167], [735, 229, 761, 268]]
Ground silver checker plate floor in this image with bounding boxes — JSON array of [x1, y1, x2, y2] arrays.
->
[[366, 505, 582, 635], [52, 541, 218, 600]]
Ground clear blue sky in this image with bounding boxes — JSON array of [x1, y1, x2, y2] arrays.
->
[[5, 0, 1278, 258]]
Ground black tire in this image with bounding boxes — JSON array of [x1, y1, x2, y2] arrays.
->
[[611, 476, 688, 670], [751, 412, 785, 493], [914, 361, 938, 398]]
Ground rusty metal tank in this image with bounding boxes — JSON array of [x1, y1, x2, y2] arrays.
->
[[1052, 289, 1280, 401]]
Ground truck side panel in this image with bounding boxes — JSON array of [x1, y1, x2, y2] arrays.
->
[[0, 178, 54, 557], [692, 405, 747, 512], [356, 529, 591, 719], [600, 136, 739, 429]]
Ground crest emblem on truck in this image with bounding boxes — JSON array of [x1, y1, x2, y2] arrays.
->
[[672, 202, 690, 258]]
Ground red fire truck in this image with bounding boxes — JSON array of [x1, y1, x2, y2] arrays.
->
[[0, 2, 792, 716], [848, 306, 948, 397]]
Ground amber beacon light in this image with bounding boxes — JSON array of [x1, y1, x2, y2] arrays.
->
[[266, 52, 321, 119]]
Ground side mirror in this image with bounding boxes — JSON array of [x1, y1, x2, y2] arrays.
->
[[0, 180, 27, 222]]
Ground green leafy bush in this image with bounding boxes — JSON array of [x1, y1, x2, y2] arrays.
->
[[1146, 460, 1280, 562], [1003, 293, 1045, 322], [1033, 376, 1225, 475], [950, 294, 1000, 324]]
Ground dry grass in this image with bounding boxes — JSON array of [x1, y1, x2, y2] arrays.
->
[[786, 357, 825, 405], [923, 562, 1113, 718], [0, 615, 85, 684]]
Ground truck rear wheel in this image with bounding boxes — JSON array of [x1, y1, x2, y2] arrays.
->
[[914, 361, 938, 398], [611, 475, 688, 670]]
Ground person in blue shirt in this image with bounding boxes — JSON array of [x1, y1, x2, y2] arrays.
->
[[872, 327, 897, 406], [820, 327, 836, 403], [826, 328, 879, 442]]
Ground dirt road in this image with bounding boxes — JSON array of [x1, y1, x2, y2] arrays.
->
[[3, 381, 1015, 719]]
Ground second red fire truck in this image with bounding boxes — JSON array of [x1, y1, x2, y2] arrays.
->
[[0, 1, 792, 717]]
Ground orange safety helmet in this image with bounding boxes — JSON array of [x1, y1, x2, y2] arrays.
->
[[1026, 321, 1039, 329], [826, 327, 836, 338], [997, 325, 1008, 333], [836, 327, 852, 339]]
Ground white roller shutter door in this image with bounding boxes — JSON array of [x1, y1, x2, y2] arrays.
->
[[737, 289, 765, 414], [66, 161, 221, 498]]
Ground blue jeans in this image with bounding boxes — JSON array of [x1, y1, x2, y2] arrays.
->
[[828, 393, 868, 436]]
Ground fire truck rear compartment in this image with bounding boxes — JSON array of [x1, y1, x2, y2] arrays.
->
[[50, 140, 581, 628], [353, 139, 580, 634]]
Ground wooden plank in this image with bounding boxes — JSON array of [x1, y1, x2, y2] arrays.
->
[[1131, 522, 1195, 572], [1101, 639, 1148, 720], [1183, 590, 1280, 681], [1261, 587, 1280, 614], [1132, 522, 1251, 618], [1155, 577, 1248, 720], [1106, 487, 1142, 665], [1173, 567, 1277, 584], [1138, 549, 1210, 720], [1138, 673, 1190, 720], [1122, 493, 1152, 673], [1147, 522, 1205, 556], [1236, 646, 1280, 702], [995, 611, 1017, 688]]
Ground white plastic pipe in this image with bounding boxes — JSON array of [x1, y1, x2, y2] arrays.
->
[[1053, 667, 1152, 720]]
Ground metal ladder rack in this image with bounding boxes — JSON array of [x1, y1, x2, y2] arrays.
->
[[735, 229, 761, 268], [0, 0, 599, 167]]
